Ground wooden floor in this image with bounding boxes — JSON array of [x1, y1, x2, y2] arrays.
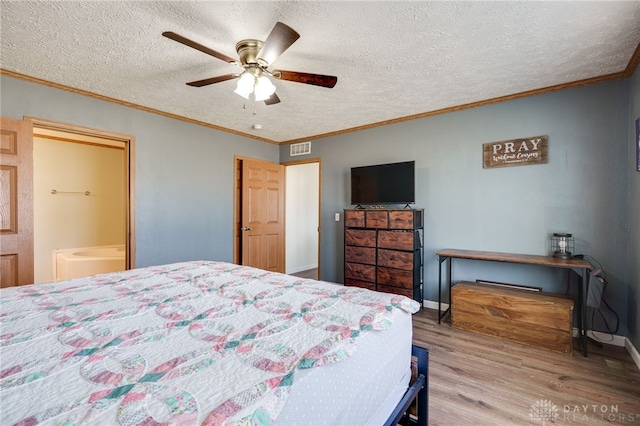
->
[[413, 309, 640, 425], [289, 268, 318, 280]]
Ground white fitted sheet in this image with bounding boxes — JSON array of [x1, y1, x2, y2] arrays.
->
[[275, 308, 413, 425]]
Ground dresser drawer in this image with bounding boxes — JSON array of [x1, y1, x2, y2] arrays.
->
[[345, 246, 376, 265], [344, 207, 424, 306], [344, 210, 365, 227], [345, 262, 375, 282], [365, 210, 388, 228], [377, 266, 420, 289], [377, 230, 421, 250], [377, 284, 422, 301], [389, 210, 423, 229], [345, 229, 376, 247], [345, 278, 375, 291], [378, 249, 421, 270]]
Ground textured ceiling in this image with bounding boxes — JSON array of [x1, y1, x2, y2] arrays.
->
[[1, 1, 639, 144]]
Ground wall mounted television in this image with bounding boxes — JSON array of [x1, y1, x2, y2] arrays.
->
[[350, 160, 415, 206]]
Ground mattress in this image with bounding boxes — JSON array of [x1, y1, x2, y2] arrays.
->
[[275, 308, 413, 425], [0, 261, 419, 425]]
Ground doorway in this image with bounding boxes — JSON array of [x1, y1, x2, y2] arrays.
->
[[283, 159, 320, 280], [232, 156, 321, 279], [29, 118, 135, 282]]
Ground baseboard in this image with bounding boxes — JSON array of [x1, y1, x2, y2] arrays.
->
[[422, 300, 449, 311], [570, 328, 626, 347], [286, 264, 317, 274], [422, 299, 639, 370], [626, 338, 640, 371]]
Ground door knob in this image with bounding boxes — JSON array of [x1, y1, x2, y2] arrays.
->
[[241, 227, 252, 231]]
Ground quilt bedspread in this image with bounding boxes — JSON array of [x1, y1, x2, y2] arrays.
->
[[0, 261, 419, 425]]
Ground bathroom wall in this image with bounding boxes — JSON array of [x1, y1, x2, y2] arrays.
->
[[33, 137, 125, 282]]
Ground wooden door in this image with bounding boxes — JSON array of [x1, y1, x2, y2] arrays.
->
[[241, 158, 285, 272], [0, 117, 34, 287]]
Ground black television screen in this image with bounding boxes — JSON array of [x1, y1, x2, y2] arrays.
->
[[350, 161, 415, 205]]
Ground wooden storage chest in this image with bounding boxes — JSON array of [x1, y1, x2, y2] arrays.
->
[[451, 281, 574, 354]]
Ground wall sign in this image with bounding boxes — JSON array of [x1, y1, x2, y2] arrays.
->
[[483, 135, 548, 169]]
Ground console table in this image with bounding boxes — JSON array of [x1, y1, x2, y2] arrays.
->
[[436, 249, 592, 356]]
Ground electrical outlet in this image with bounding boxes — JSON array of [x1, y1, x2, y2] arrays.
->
[[334, 212, 340, 222]]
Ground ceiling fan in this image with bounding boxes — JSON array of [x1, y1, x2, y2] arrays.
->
[[162, 22, 337, 105]]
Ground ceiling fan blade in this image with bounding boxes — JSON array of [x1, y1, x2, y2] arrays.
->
[[186, 73, 239, 87], [264, 93, 281, 105], [273, 70, 337, 88], [163, 31, 236, 63], [257, 22, 300, 65]]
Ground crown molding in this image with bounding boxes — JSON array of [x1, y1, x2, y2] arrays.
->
[[0, 68, 279, 145], [3, 44, 638, 148]]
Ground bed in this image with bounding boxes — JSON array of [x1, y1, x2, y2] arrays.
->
[[0, 261, 428, 425]]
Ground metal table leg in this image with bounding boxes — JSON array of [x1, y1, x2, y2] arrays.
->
[[581, 267, 589, 357], [438, 256, 443, 323], [438, 256, 451, 323]]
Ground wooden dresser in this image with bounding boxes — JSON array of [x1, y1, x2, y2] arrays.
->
[[344, 208, 423, 304]]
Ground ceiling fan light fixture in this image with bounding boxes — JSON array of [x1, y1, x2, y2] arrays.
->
[[234, 72, 255, 99], [254, 75, 276, 101], [164, 22, 335, 106]]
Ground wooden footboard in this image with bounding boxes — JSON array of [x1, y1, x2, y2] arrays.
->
[[383, 344, 429, 426]]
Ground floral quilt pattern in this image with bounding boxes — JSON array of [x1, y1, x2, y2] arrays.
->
[[0, 261, 419, 425]]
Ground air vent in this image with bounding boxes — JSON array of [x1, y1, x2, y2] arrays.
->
[[290, 141, 311, 156]]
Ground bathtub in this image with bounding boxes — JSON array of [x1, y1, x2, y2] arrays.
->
[[53, 244, 126, 281]]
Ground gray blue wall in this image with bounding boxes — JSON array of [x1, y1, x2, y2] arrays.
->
[[629, 66, 640, 350], [281, 79, 633, 341], [1, 75, 279, 267], [1, 72, 636, 349]]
